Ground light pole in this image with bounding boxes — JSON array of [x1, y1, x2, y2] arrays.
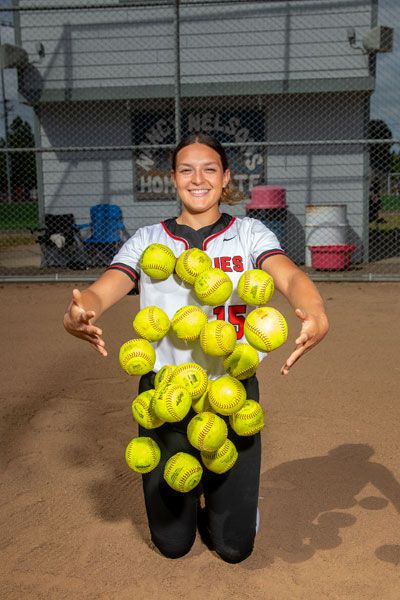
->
[[0, 21, 12, 202]]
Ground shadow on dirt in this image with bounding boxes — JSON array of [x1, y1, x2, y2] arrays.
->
[[244, 444, 400, 568]]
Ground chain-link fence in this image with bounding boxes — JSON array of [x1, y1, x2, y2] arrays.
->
[[0, 0, 399, 281]]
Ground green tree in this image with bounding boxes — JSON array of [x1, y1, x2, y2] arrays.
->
[[368, 119, 393, 174], [0, 137, 8, 195], [8, 116, 37, 196], [0, 116, 37, 198], [391, 151, 400, 173]]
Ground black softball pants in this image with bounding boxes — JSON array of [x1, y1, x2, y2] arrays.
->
[[138, 373, 261, 563]]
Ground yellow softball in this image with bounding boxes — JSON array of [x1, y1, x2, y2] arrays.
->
[[194, 268, 233, 306], [154, 364, 176, 388], [140, 243, 176, 280], [131, 389, 164, 429], [187, 411, 228, 452], [175, 248, 212, 285], [152, 383, 192, 423], [119, 339, 156, 376], [125, 436, 161, 474], [164, 452, 203, 493], [237, 269, 275, 306], [171, 362, 208, 400], [201, 439, 238, 474], [229, 399, 265, 436], [199, 320, 237, 357], [171, 305, 208, 341], [133, 306, 170, 342], [208, 375, 247, 416], [244, 307, 288, 352], [223, 343, 259, 380], [192, 382, 213, 414]]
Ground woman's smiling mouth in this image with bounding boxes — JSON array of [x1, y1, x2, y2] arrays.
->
[[188, 189, 211, 196]]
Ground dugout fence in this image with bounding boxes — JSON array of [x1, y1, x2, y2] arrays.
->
[[0, 0, 399, 281]]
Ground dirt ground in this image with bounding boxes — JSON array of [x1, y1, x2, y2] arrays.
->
[[1, 282, 400, 600]]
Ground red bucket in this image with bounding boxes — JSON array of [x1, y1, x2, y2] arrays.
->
[[247, 185, 287, 209], [309, 245, 356, 270]]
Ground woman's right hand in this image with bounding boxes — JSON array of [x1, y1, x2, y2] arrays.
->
[[63, 288, 107, 356]]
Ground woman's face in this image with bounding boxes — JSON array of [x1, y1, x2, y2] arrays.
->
[[171, 142, 230, 215]]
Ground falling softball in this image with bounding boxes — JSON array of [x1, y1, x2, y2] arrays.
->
[[119, 339, 156, 376], [244, 307, 288, 352], [125, 437, 161, 474], [154, 364, 176, 388], [229, 399, 265, 436], [164, 452, 203, 493], [201, 439, 238, 474], [175, 248, 212, 285], [140, 243, 176, 280], [171, 362, 208, 400], [171, 305, 208, 341], [133, 305, 170, 342], [152, 383, 192, 423], [223, 343, 259, 380], [187, 411, 228, 452], [199, 320, 237, 357], [131, 389, 164, 429], [194, 268, 233, 306], [237, 269, 275, 306], [208, 375, 247, 416]]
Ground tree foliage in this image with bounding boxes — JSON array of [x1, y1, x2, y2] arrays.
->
[[368, 119, 393, 174], [0, 116, 37, 198], [391, 151, 400, 173]]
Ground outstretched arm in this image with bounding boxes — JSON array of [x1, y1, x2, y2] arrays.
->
[[63, 269, 135, 356], [262, 254, 329, 375]]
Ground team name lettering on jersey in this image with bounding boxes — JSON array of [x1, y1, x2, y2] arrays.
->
[[213, 256, 244, 272]]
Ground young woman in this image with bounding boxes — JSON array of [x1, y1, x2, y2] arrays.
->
[[64, 133, 329, 562]]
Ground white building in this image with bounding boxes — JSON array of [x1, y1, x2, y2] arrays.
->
[[15, 0, 381, 262]]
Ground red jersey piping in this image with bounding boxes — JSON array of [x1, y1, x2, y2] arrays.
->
[[161, 221, 190, 249], [256, 249, 286, 268], [203, 216, 236, 250], [106, 263, 139, 282]]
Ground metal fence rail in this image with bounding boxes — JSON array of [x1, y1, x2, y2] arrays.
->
[[0, 0, 399, 281]]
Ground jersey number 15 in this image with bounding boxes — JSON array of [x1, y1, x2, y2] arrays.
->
[[213, 305, 246, 340]]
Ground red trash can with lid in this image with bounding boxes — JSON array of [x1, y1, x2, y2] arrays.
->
[[245, 185, 287, 247]]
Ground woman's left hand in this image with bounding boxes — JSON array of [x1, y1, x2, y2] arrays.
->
[[281, 308, 329, 376]]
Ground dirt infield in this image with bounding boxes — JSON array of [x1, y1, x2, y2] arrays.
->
[[1, 282, 400, 600]]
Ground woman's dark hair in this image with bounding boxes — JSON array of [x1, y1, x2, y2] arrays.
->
[[172, 132, 229, 171], [171, 132, 243, 205]]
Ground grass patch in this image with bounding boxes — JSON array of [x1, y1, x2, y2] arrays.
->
[[0, 202, 39, 230], [370, 213, 400, 232], [380, 194, 400, 211]]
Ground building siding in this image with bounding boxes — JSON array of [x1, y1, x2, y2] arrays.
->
[[18, 0, 373, 93], [36, 94, 367, 262]]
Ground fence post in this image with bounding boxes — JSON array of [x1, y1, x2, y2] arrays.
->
[[0, 23, 12, 202]]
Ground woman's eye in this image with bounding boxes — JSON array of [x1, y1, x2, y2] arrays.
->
[[205, 168, 216, 173]]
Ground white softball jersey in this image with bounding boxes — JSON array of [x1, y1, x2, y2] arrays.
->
[[108, 213, 285, 379]]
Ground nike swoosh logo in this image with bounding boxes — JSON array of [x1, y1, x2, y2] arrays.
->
[[223, 236, 235, 241]]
